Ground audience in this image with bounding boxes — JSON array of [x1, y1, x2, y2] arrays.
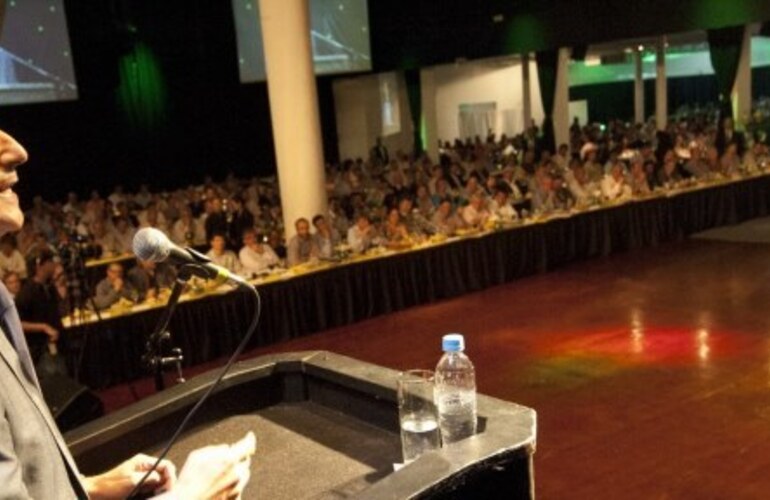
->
[[2, 98, 768, 323]]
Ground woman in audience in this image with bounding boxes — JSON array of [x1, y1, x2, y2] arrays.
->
[[206, 233, 243, 275]]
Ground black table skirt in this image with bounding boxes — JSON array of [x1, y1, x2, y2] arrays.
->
[[66, 176, 770, 389]]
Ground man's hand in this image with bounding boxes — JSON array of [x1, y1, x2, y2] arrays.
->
[[113, 277, 124, 291], [83, 454, 176, 500], [167, 432, 256, 500], [42, 324, 59, 342]]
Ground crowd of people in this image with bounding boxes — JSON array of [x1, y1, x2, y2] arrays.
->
[[3, 100, 770, 358]]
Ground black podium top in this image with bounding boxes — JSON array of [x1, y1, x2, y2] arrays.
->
[[67, 351, 537, 499]]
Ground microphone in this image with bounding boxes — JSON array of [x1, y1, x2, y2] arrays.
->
[[133, 227, 251, 288]]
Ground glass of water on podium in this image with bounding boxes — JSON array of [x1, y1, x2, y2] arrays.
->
[[397, 369, 441, 464]]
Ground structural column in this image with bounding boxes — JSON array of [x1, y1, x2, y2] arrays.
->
[[259, 0, 327, 239], [553, 47, 571, 149], [521, 53, 533, 131], [732, 23, 754, 124], [420, 68, 439, 162], [634, 49, 645, 125], [655, 37, 668, 131]]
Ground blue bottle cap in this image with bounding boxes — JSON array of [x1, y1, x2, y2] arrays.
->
[[442, 333, 465, 352]]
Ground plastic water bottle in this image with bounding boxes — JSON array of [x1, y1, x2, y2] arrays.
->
[[435, 333, 477, 444]]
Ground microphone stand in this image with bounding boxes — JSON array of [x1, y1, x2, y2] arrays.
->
[[143, 267, 193, 391]]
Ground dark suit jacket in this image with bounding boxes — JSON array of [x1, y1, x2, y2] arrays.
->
[[0, 282, 86, 499]]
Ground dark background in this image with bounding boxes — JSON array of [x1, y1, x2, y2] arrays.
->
[[1, 0, 769, 205]]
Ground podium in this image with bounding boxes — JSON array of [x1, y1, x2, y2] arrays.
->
[[66, 352, 536, 499]]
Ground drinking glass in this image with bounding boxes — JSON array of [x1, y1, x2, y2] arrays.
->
[[397, 369, 441, 464]]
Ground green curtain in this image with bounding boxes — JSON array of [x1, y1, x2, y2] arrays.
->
[[707, 25, 744, 121], [117, 41, 168, 135], [535, 50, 558, 155], [404, 69, 423, 157]]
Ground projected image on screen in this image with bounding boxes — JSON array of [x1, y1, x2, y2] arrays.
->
[[0, 0, 77, 106], [232, 0, 371, 83]]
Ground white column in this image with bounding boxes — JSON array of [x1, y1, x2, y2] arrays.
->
[[553, 47, 571, 149], [259, 0, 327, 239], [634, 49, 645, 125], [420, 68, 439, 162], [732, 24, 754, 125], [655, 37, 668, 131], [521, 53, 532, 131]]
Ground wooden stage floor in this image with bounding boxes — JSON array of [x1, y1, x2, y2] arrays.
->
[[99, 237, 770, 498]]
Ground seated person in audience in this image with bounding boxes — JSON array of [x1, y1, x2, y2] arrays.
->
[[312, 214, 339, 259], [286, 218, 320, 267], [657, 150, 683, 186], [15, 249, 62, 363], [499, 166, 525, 202], [601, 161, 632, 201], [552, 176, 577, 211], [383, 207, 411, 246], [2, 270, 22, 299], [531, 173, 557, 213], [93, 262, 138, 310], [137, 201, 168, 232], [414, 184, 434, 217], [565, 161, 597, 205], [347, 213, 378, 253], [0, 233, 27, 279], [171, 205, 206, 247], [111, 216, 136, 254], [127, 258, 176, 302], [239, 228, 280, 276], [430, 178, 455, 207], [628, 157, 652, 196], [683, 143, 711, 179], [432, 199, 465, 235], [488, 188, 519, 222], [90, 217, 119, 257], [206, 233, 242, 275], [461, 193, 491, 228], [582, 145, 604, 183], [743, 138, 770, 172], [719, 143, 742, 177]]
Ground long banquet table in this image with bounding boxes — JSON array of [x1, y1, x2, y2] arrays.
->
[[65, 173, 770, 389]]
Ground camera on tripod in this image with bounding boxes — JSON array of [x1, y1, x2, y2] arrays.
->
[[58, 233, 102, 262]]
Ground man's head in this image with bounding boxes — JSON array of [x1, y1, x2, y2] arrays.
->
[[106, 263, 124, 283], [242, 228, 261, 249], [0, 129, 28, 236], [295, 218, 310, 238], [28, 248, 56, 282]]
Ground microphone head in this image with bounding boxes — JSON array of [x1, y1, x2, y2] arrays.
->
[[133, 227, 172, 262]]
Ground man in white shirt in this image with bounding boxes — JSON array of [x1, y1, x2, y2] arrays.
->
[[239, 228, 279, 276], [601, 161, 632, 201], [488, 188, 519, 222], [346, 214, 377, 253], [461, 194, 490, 228]]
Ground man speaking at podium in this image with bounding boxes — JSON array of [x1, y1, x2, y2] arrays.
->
[[0, 128, 255, 498]]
